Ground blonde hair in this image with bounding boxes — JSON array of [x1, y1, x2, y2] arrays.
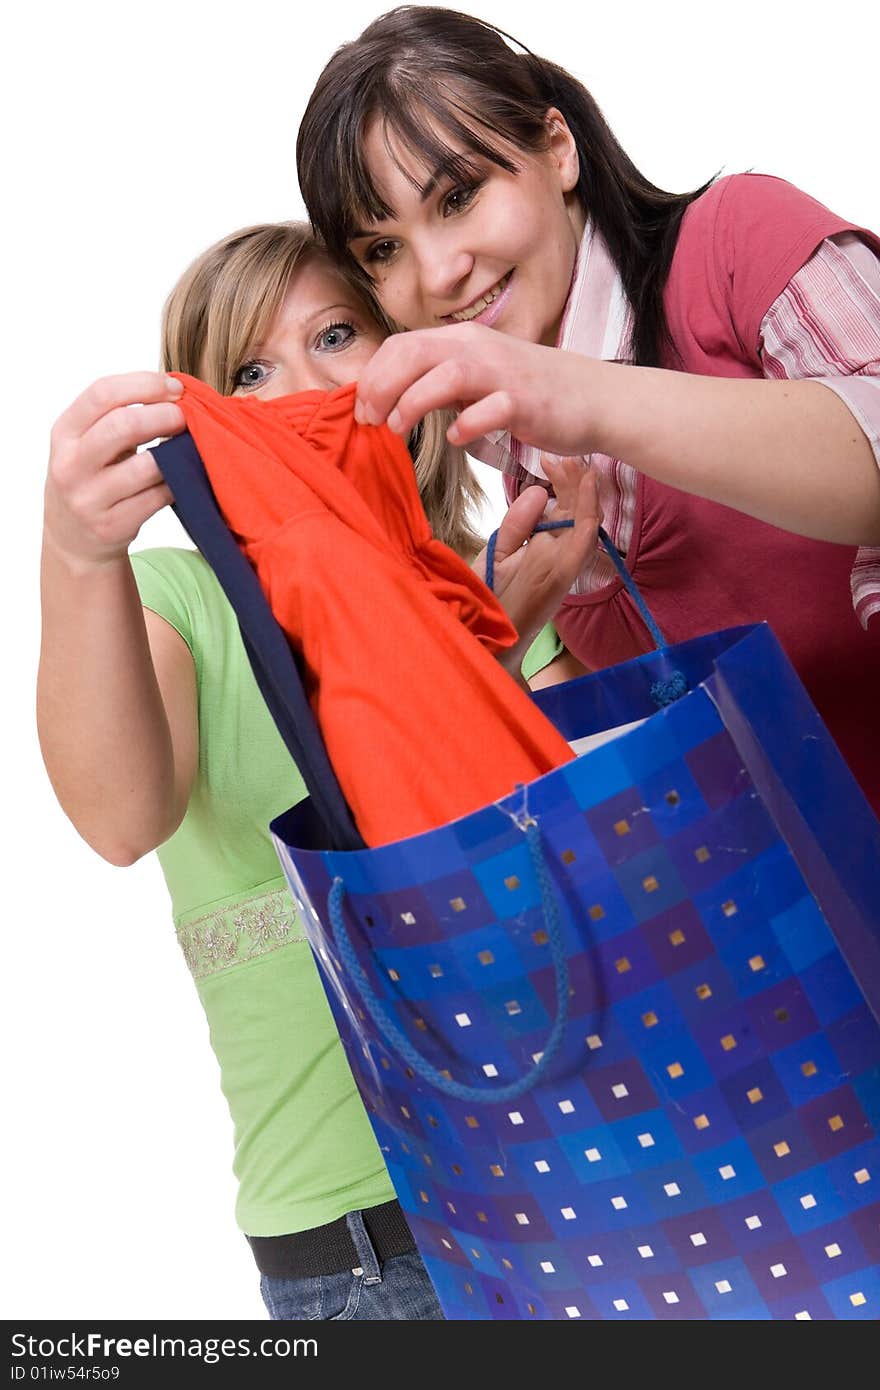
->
[[161, 221, 485, 559]]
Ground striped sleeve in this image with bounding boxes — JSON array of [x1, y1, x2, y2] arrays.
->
[[759, 232, 880, 627]]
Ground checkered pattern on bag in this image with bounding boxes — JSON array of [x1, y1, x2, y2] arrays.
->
[[276, 683, 880, 1321]]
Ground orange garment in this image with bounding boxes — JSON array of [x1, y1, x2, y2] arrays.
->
[[174, 376, 573, 846]]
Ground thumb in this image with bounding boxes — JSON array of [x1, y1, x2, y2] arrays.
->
[[540, 455, 587, 512], [492, 485, 549, 562]]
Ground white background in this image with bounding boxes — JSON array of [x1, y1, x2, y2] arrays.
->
[[5, 0, 879, 1320]]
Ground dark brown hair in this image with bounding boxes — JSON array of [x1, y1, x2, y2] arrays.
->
[[297, 5, 714, 367]]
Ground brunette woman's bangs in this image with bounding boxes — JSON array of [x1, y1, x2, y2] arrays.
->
[[298, 6, 714, 366], [317, 75, 541, 260]]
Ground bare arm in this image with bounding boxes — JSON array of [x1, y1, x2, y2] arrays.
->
[[583, 364, 880, 546], [355, 325, 880, 546], [527, 647, 589, 691], [37, 373, 196, 865]]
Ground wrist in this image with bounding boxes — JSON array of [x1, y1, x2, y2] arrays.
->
[[41, 527, 132, 582], [494, 636, 531, 688], [585, 358, 630, 456]]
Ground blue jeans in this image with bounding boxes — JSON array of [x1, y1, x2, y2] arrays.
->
[[259, 1210, 444, 1320]]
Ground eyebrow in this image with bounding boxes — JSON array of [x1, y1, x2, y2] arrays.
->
[[307, 302, 361, 321], [348, 164, 452, 241], [249, 303, 361, 353]]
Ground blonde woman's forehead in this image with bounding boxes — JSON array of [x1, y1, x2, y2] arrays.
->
[[290, 257, 373, 315], [251, 260, 382, 349]]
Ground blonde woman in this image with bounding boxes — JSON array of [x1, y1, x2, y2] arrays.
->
[[39, 222, 593, 1319]]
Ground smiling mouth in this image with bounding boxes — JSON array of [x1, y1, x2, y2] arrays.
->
[[445, 271, 513, 323]]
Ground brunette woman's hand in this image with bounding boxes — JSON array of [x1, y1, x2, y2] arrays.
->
[[45, 372, 185, 570], [472, 456, 600, 675], [355, 322, 601, 454]]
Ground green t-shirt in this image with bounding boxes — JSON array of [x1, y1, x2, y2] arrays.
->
[[131, 546, 563, 1238], [522, 622, 563, 682], [131, 547, 394, 1237]]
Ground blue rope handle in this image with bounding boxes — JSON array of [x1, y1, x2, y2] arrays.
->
[[327, 821, 570, 1103], [486, 517, 686, 708], [485, 518, 574, 595]]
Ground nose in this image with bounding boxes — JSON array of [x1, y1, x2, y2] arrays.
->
[[301, 361, 342, 392], [282, 357, 349, 395], [414, 234, 474, 305]]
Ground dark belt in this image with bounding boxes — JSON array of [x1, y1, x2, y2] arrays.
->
[[247, 1198, 416, 1280]]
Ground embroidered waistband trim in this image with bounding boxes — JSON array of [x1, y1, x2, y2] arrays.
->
[[176, 886, 306, 981]]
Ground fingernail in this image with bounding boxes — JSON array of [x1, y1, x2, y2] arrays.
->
[[166, 376, 184, 396], [353, 400, 364, 424], [387, 409, 402, 434]]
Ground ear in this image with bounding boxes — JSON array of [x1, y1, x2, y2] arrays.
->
[[545, 107, 580, 194]]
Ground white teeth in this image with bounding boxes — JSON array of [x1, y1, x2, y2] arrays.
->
[[450, 273, 510, 322]]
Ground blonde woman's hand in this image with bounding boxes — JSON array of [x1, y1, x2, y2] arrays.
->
[[45, 372, 185, 570], [472, 456, 600, 670], [354, 323, 602, 455]]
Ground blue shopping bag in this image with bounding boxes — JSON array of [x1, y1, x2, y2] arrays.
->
[[154, 430, 880, 1320], [271, 624, 880, 1321]]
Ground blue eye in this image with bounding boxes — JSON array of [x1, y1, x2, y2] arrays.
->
[[233, 360, 270, 392], [316, 321, 356, 351]]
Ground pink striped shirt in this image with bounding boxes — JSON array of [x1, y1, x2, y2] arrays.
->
[[473, 228, 880, 625], [760, 232, 880, 627]]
